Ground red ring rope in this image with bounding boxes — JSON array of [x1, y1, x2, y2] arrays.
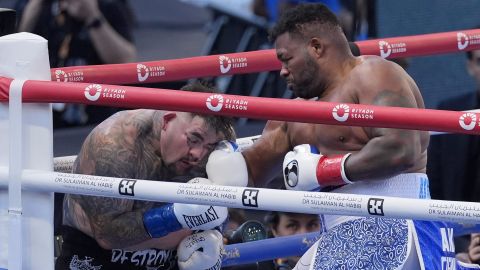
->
[[1, 77, 479, 135], [49, 29, 480, 85]]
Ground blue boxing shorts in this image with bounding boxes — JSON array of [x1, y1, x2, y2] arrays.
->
[[291, 173, 480, 270]]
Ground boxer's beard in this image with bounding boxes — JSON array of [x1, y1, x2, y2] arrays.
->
[[293, 54, 320, 99]]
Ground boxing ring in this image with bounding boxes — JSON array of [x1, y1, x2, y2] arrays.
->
[[1, 29, 480, 270]]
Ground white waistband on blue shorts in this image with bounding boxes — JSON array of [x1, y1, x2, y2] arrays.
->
[[322, 173, 430, 230]]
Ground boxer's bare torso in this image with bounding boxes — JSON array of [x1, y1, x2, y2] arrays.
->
[[244, 56, 429, 187]]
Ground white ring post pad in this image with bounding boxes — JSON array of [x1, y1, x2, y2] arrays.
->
[[0, 32, 54, 270]]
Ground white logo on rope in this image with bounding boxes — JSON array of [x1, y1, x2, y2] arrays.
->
[[137, 63, 150, 82], [367, 198, 384, 216], [55, 70, 68, 82], [242, 189, 259, 207], [378, 40, 392, 58], [219, 55, 232, 74], [206, 94, 224, 112], [84, 84, 102, 102], [459, 112, 477, 131], [457, 32, 469, 50], [119, 179, 136, 196], [332, 104, 350, 122]]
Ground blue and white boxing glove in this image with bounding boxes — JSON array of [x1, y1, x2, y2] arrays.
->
[[177, 230, 223, 270], [143, 178, 228, 238], [206, 140, 248, 187], [283, 144, 352, 191]]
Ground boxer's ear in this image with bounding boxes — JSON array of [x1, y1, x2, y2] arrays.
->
[[162, 112, 176, 130], [309, 38, 324, 58]]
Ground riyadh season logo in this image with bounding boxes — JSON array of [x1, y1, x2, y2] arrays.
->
[[332, 104, 350, 122], [333, 104, 374, 122], [55, 70, 68, 82], [219, 55, 248, 74], [378, 40, 407, 58], [219, 55, 231, 74], [206, 94, 224, 112], [54, 69, 84, 82], [84, 84, 127, 102], [457, 32, 480, 51], [137, 64, 149, 82], [459, 112, 477, 131], [378, 41, 391, 58], [136, 63, 165, 82], [84, 84, 102, 101], [206, 94, 249, 112]]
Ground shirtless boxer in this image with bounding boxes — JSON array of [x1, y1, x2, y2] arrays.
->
[[206, 3, 474, 269], [56, 82, 235, 270]]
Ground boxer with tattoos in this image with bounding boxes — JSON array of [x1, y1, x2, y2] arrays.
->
[[56, 82, 235, 270]]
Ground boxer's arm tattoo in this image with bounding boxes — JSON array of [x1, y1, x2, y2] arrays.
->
[[65, 119, 161, 248], [69, 194, 150, 248]]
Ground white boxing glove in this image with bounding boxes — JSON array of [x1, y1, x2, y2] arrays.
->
[[143, 178, 228, 238], [283, 144, 352, 191], [177, 230, 223, 270], [206, 140, 248, 187]]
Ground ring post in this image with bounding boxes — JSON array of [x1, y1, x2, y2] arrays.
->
[[0, 33, 54, 270]]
